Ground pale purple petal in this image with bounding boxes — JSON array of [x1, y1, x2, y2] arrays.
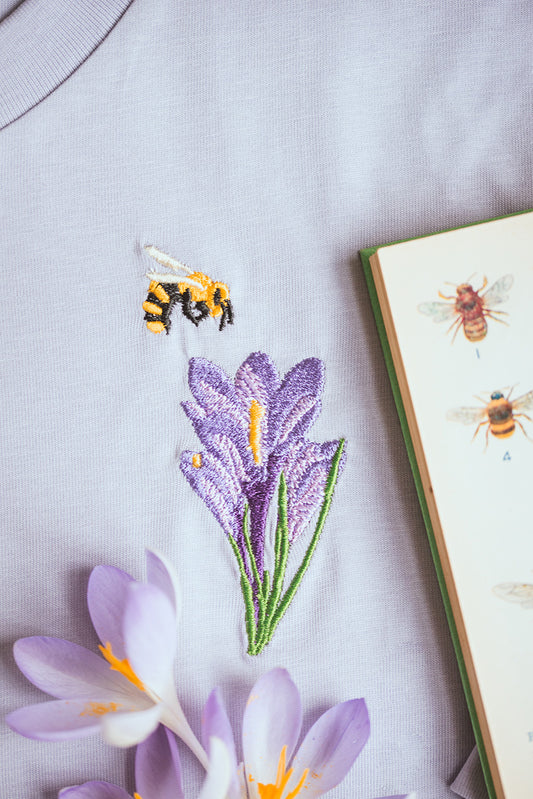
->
[[135, 725, 183, 799], [234, 352, 279, 409], [374, 795, 416, 799], [6, 697, 138, 741], [180, 451, 243, 540], [123, 583, 176, 693], [188, 358, 245, 423], [287, 699, 370, 798], [242, 668, 302, 787], [268, 358, 324, 449], [59, 782, 132, 799], [202, 688, 239, 799], [198, 737, 232, 799], [102, 703, 162, 747], [13, 637, 136, 700], [88, 566, 135, 660], [145, 549, 181, 620]]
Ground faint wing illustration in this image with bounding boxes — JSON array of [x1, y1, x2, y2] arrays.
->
[[493, 582, 533, 609], [417, 301, 457, 323], [482, 274, 513, 306]]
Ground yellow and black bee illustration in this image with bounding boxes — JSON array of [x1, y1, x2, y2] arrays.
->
[[447, 387, 533, 447], [143, 245, 234, 334]]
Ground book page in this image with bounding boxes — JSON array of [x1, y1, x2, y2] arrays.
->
[[374, 211, 533, 799]]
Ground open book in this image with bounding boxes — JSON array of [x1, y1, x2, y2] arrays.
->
[[361, 209, 533, 799]]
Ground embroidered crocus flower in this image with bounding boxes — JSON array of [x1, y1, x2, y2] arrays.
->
[[6, 551, 207, 767], [201, 668, 414, 799], [180, 353, 346, 654], [58, 725, 231, 799]]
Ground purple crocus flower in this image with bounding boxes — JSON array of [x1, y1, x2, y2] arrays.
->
[[58, 725, 231, 799], [6, 551, 207, 767], [201, 668, 415, 799], [180, 353, 346, 654]]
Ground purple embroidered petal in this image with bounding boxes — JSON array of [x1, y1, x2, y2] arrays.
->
[[268, 358, 324, 449], [12, 637, 135, 700], [180, 451, 244, 540], [184, 415, 254, 478], [5, 698, 140, 741], [58, 782, 133, 799], [287, 698, 370, 798], [242, 668, 302, 787], [234, 352, 279, 409], [123, 583, 176, 694], [87, 565, 135, 660], [135, 725, 184, 799], [181, 400, 207, 425], [283, 440, 346, 542], [201, 688, 240, 799], [188, 358, 246, 423]]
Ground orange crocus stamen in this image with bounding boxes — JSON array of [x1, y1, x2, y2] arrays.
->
[[98, 642, 145, 691], [192, 453, 202, 468], [79, 700, 120, 717], [256, 746, 309, 799], [133, 794, 143, 799], [249, 399, 265, 465]]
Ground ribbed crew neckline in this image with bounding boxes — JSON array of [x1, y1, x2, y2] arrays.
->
[[0, 0, 133, 130]]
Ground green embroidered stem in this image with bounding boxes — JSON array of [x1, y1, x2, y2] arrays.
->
[[227, 532, 257, 653], [258, 439, 345, 651], [263, 475, 290, 624], [241, 505, 268, 651]]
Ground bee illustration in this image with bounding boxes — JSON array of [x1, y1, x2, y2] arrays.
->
[[418, 274, 513, 343], [142, 245, 234, 333], [447, 387, 533, 447], [493, 583, 533, 609]]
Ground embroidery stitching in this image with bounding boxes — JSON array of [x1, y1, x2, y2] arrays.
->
[[143, 245, 234, 333], [180, 352, 346, 655]]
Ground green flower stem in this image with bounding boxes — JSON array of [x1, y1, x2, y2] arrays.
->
[[256, 438, 345, 653], [227, 532, 257, 652]]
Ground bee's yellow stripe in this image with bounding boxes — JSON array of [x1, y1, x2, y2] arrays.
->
[[146, 320, 165, 334], [143, 300, 162, 315], [151, 282, 170, 303]]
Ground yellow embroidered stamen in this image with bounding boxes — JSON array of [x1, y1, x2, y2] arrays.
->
[[249, 399, 265, 465], [133, 794, 143, 799], [79, 700, 119, 717], [192, 453, 202, 468], [256, 746, 309, 799], [98, 642, 145, 691]]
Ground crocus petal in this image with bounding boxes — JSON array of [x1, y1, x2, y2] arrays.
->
[[12, 637, 136, 700], [101, 703, 162, 747], [145, 549, 181, 620], [198, 737, 232, 799], [374, 795, 416, 799], [123, 583, 176, 694], [242, 668, 302, 787], [188, 358, 244, 424], [6, 697, 135, 741], [234, 352, 280, 410], [88, 566, 135, 660], [58, 782, 132, 799], [135, 725, 183, 799], [286, 698, 370, 798], [268, 358, 324, 448], [202, 688, 240, 799]]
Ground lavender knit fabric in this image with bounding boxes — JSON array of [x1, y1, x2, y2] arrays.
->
[[2, 0, 532, 796]]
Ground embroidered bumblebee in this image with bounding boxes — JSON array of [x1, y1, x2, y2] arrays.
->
[[143, 245, 234, 333]]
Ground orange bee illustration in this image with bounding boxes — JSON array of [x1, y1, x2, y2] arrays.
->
[[418, 274, 513, 343], [447, 387, 533, 447]]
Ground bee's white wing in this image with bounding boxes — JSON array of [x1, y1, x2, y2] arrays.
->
[[493, 582, 533, 608], [446, 406, 486, 425], [417, 301, 457, 323], [144, 245, 194, 274], [512, 389, 533, 413], [145, 271, 204, 291], [483, 274, 513, 306]]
